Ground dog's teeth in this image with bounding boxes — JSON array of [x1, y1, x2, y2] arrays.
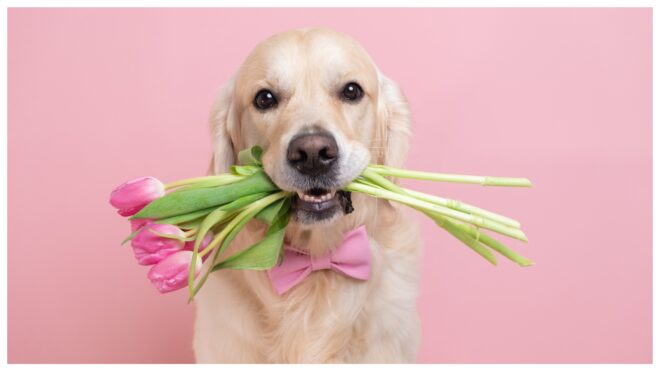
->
[[298, 190, 337, 203]]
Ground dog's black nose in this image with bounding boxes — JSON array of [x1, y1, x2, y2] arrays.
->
[[287, 133, 338, 175]]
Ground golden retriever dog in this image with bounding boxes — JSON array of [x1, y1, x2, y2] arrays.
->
[[193, 28, 420, 363]]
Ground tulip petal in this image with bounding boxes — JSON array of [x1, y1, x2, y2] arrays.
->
[[110, 177, 165, 212], [148, 251, 202, 293], [131, 224, 185, 265]]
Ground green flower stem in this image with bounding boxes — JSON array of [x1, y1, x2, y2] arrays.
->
[[183, 228, 198, 237], [148, 229, 196, 242], [360, 167, 521, 228], [187, 193, 273, 295], [461, 225, 534, 267], [401, 188, 521, 229], [164, 174, 244, 191], [121, 229, 140, 245], [196, 193, 287, 258], [188, 192, 290, 299], [200, 198, 286, 255], [360, 167, 404, 193], [433, 215, 498, 265], [417, 208, 533, 266], [345, 182, 528, 242], [368, 165, 532, 187], [433, 216, 534, 267]]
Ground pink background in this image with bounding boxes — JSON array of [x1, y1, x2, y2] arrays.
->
[[8, 8, 651, 363]]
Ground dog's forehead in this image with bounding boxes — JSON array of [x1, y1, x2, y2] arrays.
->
[[238, 29, 377, 93]]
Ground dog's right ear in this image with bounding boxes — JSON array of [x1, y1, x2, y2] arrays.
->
[[208, 78, 237, 175], [376, 73, 412, 168]]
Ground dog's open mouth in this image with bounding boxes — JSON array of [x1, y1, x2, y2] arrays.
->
[[295, 188, 337, 209], [291, 188, 353, 223]]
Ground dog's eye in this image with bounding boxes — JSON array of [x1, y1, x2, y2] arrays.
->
[[340, 82, 363, 102], [253, 89, 278, 110]]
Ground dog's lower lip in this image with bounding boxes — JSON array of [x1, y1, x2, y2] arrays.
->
[[290, 189, 353, 223]]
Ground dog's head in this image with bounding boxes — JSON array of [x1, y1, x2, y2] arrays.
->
[[211, 28, 411, 225]]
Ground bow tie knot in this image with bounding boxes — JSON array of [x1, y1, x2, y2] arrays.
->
[[310, 253, 333, 271], [267, 225, 371, 295]]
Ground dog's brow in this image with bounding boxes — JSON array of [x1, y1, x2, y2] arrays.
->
[[253, 79, 276, 91]]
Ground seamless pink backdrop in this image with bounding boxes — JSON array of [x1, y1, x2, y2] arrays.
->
[[8, 8, 651, 363]]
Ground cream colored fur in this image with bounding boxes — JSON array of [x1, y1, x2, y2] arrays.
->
[[194, 28, 420, 363]]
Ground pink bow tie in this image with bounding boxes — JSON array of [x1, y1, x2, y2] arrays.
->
[[267, 225, 371, 295]]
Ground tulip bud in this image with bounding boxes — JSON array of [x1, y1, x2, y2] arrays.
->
[[184, 232, 214, 261], [109, 177, 165, 217], [130, 218, 154, 232], [147, 250, 202, 294], [131, 224, 185, 265]]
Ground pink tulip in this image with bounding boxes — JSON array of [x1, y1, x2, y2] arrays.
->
[[147, 250, 202, 294], [109, 177, 165, 217], [117, 206, 145, 217], [131, 224, 185, 265], [184, 232, 214, 261], [130, 218, 154, 232]]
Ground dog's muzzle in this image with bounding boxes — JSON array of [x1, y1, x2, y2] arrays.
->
[[285, 130, 352, 223]]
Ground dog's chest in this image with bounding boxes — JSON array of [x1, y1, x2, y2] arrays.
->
[[256, 269, 373, 362], [194, 218, 421, 363]]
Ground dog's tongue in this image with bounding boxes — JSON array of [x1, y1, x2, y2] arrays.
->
[[338, 191, 354, 214]]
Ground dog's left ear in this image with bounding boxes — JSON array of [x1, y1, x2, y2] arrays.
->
[[208, 77, 237, 175], [376, 73, 412, 168]]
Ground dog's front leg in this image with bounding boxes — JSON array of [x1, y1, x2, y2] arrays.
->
[[193, 270, 267, 363]]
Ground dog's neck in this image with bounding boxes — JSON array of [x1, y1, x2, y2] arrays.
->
[[285, 223, 353, 258]]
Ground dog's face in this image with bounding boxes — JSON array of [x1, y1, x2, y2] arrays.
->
[[211, 28, 411, 225]]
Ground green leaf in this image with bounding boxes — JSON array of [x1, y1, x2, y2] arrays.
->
[[216, 210, 260, 256], [213, 206, 290, 271], [155, 207, 217, 225], [177, 218, 205, 230], [188, 192, 270, 277], [255, 197, 289, 224], [189, 206, 262, 299], [212, 224, 286, 270], [219, 191, 272, 212], [132, 171, 277, 219], [231, 165, 261, 176], [164, 174, 244, 191], [237, 146, 263, 165], [188, 192, 288, 300]]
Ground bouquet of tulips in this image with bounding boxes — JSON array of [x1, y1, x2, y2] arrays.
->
[[110, 146, 533, 299]]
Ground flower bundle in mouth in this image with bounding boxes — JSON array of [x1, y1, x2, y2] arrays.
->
[[109, 146, 533, 299]]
